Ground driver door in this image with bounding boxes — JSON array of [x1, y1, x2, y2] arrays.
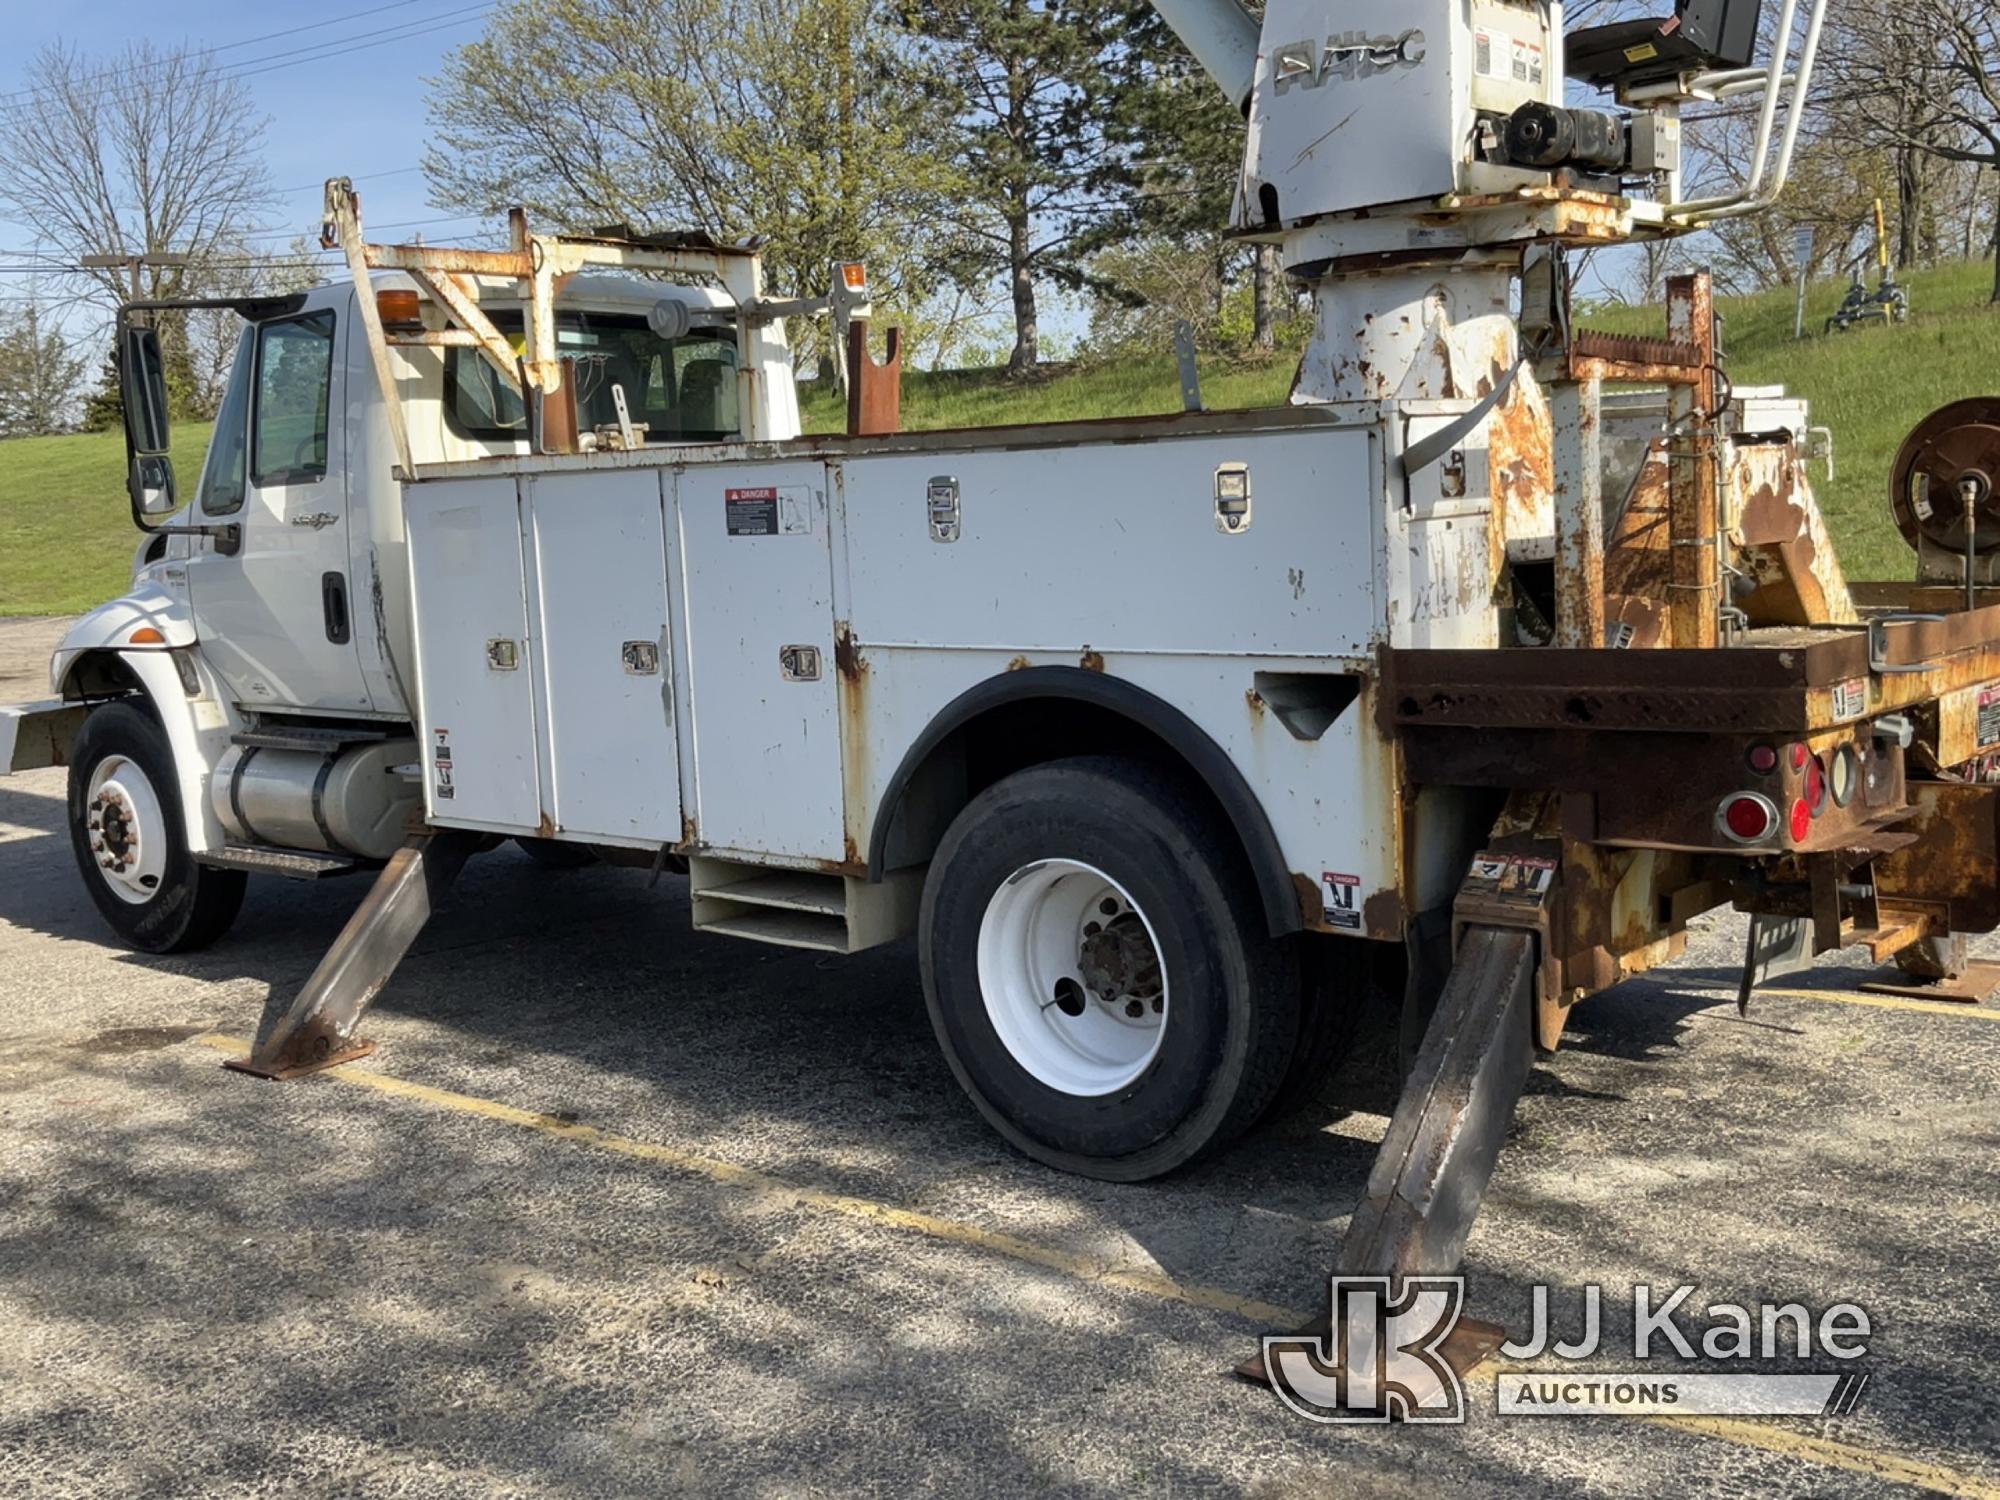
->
[[186, 305, 374, 713]]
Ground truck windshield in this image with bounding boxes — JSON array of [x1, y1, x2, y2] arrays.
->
[[445, 309, 740, 445]]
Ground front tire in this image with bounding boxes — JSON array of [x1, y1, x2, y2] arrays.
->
[[67, 700, 245, 954], [919, 756, 1298, 1181]]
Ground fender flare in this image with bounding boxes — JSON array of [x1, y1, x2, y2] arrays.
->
[[59, 649, 239, 854], [867, 665, 1304, 938]]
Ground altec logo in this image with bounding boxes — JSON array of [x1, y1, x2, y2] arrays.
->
[[1272, 29, 1428, 94]]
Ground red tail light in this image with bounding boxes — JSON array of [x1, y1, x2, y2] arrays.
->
[[1805, 755, 1827, 812], [1789, 798, 1812, 844], [1747, 743, 1778, 775], [1789, 742, 1810, 771], [1719, 793, 1778, 844]]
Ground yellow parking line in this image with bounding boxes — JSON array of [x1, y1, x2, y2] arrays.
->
[[193, 1033, 2000, 1499], [1755, 988, 2000, 1023]]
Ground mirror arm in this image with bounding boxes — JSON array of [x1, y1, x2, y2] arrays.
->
[[137, 519, 241, 556]]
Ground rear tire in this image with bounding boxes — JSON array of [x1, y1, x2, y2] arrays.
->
[[67, 699, 246, 954], [1259, 935, 1374, 1125], [918, 755, 1298, 1181]]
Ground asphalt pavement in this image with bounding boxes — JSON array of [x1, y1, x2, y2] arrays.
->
[[2, 616, 1997, 1498]]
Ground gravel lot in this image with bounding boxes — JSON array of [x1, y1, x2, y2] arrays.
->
[[2, 616, 1998, 1498]]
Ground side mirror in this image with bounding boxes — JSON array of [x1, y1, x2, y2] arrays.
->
[[119, 324, 178, 521]]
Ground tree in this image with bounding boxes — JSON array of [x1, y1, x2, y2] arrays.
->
[[1086, 2, 1296, 356], [426, 0, 961, 373], [0, 300, 89, 437], [898, 0, 1123, 373], [0, 41, 274, 415], [1822, 0, 2000, 301]]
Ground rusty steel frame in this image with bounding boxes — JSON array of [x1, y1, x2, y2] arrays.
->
[[321, 177, 771, 472], [226, 829, 481, 1080]]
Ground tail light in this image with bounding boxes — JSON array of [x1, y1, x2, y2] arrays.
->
[[1747, 743, 1778, 775], [1805, 754, 1827, 813], [1718, 792, 1778, 844], [1788, 798, 1813, 844], [1789, 742, 1810, 771]]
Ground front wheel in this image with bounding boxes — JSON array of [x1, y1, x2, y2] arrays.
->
[[67, 700, 246, 954], [919, 756, 1298, 1181]]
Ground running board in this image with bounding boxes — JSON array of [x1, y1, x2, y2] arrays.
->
[[689, 856, 920, 954], [1239, 924, 1538, 1388], [226, 828, 481, 1079], [197, 844, 366, 880]]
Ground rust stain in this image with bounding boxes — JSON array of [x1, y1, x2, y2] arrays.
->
[[835, 619, 871, 867], [1489, 370, 1555, 550], [1362, 888, 1406, 941], [677, 811, 698, 852], [1079, 649, 1105, 673], [1006, 655, 1031, 672], [1246, 687, 1267, 719], [536, 811, 556, 840], [1292, 872, 1330, 932]]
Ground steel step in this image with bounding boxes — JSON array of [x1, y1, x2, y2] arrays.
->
[[230, 726, 393, 754], [701, 870, 846, 916], [196, 845, 365, 880], [697, 907, 851, 953]]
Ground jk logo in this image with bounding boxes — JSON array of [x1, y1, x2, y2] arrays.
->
[[1263, 1276, 1468, 1424]]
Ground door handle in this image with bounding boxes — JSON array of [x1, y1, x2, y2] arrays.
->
[[321, 571, 351, 645]]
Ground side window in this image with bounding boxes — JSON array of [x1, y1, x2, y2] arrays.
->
[[252, 311, 335, 486], [197, 328, 254, 517]]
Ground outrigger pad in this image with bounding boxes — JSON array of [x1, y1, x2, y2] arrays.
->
[[1858, 960, 2000, 1006]]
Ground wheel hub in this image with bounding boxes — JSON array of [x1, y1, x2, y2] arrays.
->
[[82, 755, 169, 905], [976, 860, 1170, 1097]]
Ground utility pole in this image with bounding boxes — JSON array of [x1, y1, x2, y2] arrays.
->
[[79, 251, 189, 304]]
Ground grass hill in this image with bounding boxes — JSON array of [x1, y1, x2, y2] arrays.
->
[[4, 259, 1995, 615]]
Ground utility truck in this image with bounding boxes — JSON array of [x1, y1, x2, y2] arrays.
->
[[8, 0, 2000, 1370]]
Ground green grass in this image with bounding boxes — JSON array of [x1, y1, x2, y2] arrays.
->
[[0, 422, 212, 616], [3, 259, 1995, 614]]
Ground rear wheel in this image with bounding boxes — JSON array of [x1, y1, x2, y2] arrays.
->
[[67, 700, 245, 954], [919, 756, 1297, 1181]]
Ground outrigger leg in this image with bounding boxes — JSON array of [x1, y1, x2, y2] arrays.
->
[[227, 828, 481, 1079], [1239, 919, 1541, 1385]]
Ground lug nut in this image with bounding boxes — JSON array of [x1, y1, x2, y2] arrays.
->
[[1125, 1000, 1144, 1019]]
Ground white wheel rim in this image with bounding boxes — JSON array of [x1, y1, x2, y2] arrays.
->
[[85, 755, 169, 906], [976, 859, 1169, 1097]]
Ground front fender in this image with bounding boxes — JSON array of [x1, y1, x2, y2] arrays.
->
[[48, 582, 195, 697]]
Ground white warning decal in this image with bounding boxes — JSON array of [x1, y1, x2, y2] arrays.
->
[[1321, 871, 1362, 930]]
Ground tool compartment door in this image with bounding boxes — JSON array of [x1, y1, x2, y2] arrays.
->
[[405, 476, 541, 831], [526, 470, 682, 844], [673, 461, 844, 860]]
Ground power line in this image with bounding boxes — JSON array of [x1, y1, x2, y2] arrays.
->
[[273, 166, 426, 197], [0, 0, 458, 109], [0, 6, 493, 126]]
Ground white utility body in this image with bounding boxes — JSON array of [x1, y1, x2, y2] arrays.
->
[[8, 0, 1845, 1190]]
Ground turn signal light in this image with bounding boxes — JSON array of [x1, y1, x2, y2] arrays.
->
[[840, 263, 868, 291], [1805, 754, 1827, 812], [127, 627, 166, 645], [1719, 792, 1777, 844]]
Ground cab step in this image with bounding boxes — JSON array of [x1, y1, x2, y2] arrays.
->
[[196, 844, 366, 880], [230, 725, 394, 754], [689, 856, 920, 955]]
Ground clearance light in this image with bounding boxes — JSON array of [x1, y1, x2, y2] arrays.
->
[[1718, 792, 1778, 844], [840, 263, 868, 291], [128, 627, 166, 645], [377, 289, 423, 330], [1747, 743, 1778, 775]]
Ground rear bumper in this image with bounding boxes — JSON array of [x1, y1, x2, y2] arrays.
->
[[1, 699, 87, 774]]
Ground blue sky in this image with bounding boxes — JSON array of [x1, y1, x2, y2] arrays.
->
[[0, 1, 495, 277]]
